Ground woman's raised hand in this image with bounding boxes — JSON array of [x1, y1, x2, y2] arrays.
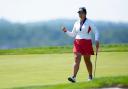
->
[[61, 26, 67, 32]]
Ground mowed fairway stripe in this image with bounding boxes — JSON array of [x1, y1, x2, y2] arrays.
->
[[0, 52, 128, 89]]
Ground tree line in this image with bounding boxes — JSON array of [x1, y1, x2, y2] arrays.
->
[[0, 19, 128, 49]]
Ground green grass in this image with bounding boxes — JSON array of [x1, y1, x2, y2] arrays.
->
[[0, 52, 128, 89], [0, 44, 128, 55], [11, 76, 128, 89]]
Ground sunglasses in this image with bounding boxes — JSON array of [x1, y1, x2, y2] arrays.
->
[[78, 11, 85, 14]]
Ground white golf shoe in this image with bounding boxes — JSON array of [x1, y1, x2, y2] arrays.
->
[[88, 75, 93, 81]]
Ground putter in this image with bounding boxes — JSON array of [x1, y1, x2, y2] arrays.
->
[[94, 48, 98, 78]]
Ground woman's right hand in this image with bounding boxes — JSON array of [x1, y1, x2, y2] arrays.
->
[[61, 26, 67, 32], [95, 40, 99, 55]]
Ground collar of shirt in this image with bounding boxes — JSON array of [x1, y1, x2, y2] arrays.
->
[[80, 18, 87, 31]]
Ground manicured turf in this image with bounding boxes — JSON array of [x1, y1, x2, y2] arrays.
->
[[0, 52, 128, 89]]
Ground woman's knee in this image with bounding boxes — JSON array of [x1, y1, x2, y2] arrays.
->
[[74, 52, 81, 64], [75, 56, 81, 61]]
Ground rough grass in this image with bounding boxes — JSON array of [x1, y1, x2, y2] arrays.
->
[[0, 44, 128, 55], [11, 76, 128, 89]]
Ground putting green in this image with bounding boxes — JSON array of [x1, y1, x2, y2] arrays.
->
[[0, 52, 128, 89]]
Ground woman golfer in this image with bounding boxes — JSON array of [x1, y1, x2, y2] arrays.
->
[[62, 7, 99, 82]]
